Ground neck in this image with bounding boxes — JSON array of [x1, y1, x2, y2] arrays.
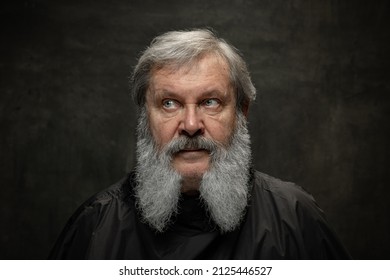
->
[[180, 175, 202, 195]]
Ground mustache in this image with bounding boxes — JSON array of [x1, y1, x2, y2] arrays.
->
[[162, 135, 222, 157]]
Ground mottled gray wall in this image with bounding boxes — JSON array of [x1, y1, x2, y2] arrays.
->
[[1, 0, 389, 259]]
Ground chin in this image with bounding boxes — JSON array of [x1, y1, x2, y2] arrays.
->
[[173, 161, 209, 178], [175, 167, 208, 178], [178, 169, 206, 179]]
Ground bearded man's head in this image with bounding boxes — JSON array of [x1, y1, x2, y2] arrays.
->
[[130, 29, 256, 233]]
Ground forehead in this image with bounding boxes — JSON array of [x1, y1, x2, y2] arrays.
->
[[147, 54, 232, 96]]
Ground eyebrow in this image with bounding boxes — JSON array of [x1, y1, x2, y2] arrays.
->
[[151, 88, 230, 100]]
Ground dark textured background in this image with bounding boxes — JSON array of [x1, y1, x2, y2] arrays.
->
[[1, 0, 389, 259]]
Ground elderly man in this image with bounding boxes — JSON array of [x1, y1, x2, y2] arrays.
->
[[50, 29, 350, 259]]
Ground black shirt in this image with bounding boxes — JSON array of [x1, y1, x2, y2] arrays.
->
[[49, 170, 351, 259]]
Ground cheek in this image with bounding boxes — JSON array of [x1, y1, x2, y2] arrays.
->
[[148, 114, 179, 147], [206, 114, 236, 144]]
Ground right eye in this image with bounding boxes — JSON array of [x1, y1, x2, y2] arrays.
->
[[162, 99, 179, 110]]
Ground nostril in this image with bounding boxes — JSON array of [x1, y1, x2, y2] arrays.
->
[[180, 128, 203, 138]]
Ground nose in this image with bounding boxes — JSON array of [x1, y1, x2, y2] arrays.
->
[[178, 105, 204, 137]]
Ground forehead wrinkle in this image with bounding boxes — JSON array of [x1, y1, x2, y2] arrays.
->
[[150, 53, 231, 81], [147, 55, 234, 102], [150, 89, 181, 101]]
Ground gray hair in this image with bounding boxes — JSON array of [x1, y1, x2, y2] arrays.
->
[[130, 29, 256, 111]]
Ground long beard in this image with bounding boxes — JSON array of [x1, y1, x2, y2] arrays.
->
[[134, 109, 252, 233]]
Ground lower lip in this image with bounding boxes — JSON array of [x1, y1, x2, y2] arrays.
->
[[176, 149, 208, 159]]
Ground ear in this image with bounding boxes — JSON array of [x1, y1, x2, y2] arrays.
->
[[241, 101, 250, 118]]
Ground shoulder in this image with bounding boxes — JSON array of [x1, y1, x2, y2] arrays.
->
[[252, 170, 318, 209], [49, 173, 136, 259], [81, 175, 133, 209], [250, 171, 327, 241], [248, 170, 351, 259], [69, 174, 134, 223]]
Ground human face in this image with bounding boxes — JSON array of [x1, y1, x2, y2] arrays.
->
[[145, 55, 237, 179]]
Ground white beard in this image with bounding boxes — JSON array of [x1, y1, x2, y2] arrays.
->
[[134, 109, 252, 233]]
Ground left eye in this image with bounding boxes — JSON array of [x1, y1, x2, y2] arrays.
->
[[203, 99, 219, 107]]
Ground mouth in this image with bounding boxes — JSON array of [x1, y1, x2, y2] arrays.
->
[[178, 148, 209, 153], [181, 148, 206, 152], [175, 148, 209, 160]]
